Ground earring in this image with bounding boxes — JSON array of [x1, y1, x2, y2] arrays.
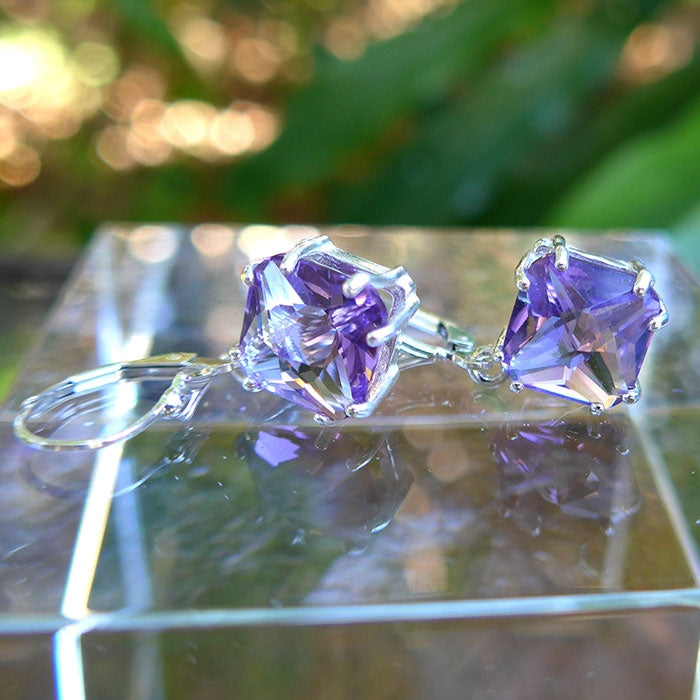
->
[[13, 235, 474, 450], [13, 233, 668, 452], [474, 235, 668, 414]]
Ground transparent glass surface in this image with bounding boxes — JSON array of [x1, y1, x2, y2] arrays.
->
[[1, 225, 699, 697]]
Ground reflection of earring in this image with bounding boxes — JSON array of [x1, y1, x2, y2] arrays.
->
[[238, 426, 413, 541], [490, 414, 641, 533], [474, 235, 668, 413]]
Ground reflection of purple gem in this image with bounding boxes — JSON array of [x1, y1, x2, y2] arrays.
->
[[502, 252, 662, 408], [240, 427, 412, 540], [490, 419, 639, 529], [239, 255, 388, 420]]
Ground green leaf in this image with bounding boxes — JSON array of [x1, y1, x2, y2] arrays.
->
[[225, 0, 555, 217], [108, 0, 182, 55], [548, 94, 700, 228]]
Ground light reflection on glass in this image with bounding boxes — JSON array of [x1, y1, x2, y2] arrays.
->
[[127, 225, 179, 264], [489, 415, 640, 536], [237, 224, 306, 259], [191, 224, 235, 258]]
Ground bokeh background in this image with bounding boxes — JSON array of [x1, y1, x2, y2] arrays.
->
[[0, 0, 699, 393]]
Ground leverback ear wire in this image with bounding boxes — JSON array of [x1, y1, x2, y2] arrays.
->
[[14, 354, 231, 451]]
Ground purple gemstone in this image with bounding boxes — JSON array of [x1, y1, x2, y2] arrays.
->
[[502, 251, 662, 408], [238, 254, 389, 419]]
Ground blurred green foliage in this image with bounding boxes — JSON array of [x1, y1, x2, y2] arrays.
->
[[0, 0, 698, 263]]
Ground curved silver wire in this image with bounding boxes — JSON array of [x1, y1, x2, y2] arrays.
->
[[13, 354, 230, 451]]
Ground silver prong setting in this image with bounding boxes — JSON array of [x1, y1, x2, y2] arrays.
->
[[509, 381, 524, 394], [280, 234, 331, 274], [649, 299, 669, 331], [633, 267, 654, 297], [241, 263, 256, 286], [342, 271, 371, 298], [343, 265, 408, 299], [366, 293, 420, 347], [229, 346, 242, 365], [345, 363, 399, 418], [242, 377, 262, 392], [590, 402, 605, 416], [313, 412, 333, 425], [622, 382, 641, 405], [553, 235, 569, 271]]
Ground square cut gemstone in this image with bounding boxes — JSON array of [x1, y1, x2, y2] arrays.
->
[[238, 254, 390, 420], [502, 250, 662, 408]]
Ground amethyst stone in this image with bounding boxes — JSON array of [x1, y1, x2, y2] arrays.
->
[[502, 251, 662, 408], [238, 254, 389, 420]]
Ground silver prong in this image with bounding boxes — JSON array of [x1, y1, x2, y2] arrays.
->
[[649, 310, 669, 331], [633, 268, 654, 297], [514, 250, 538, 291], [343, 271, 371, 298], [509, 381, 524, 394], [553, 235, 569, 271], [649, 299, 669, 331], [313, 412, 333, 425], [280, 235, 331, 274], [242, 377, 262, 392], [590, 402, 605, 416], [515, 272, 530, 292], [366, 294, 420, 347], [495, 327, 507, 352], [229, 346, 242, 365], [345, 363, 399, 418], [622, 382, 641, 404], [343, 266, 410, 298], [241, 263, 256, 286]]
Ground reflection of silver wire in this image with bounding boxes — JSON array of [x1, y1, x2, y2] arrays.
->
[[19, 426, 212, 500]]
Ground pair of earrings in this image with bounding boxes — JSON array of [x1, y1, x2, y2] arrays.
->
[[14, 234, 668, 451]]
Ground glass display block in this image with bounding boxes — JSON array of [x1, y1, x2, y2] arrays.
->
[[1, 224, 699, 698]]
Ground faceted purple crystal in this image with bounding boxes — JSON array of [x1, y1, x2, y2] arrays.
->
[[502, 251, 662, 408], [238, 254, 389, 419]]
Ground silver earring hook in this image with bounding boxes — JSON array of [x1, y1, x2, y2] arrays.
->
[[13, 353, 231, 451]]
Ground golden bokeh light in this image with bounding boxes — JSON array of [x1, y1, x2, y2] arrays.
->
[[0, 110, 18, 159], [71, 42, 119, 87], [160, 100, 217, 149], [209, 109, 256, 156], [0, 144, 41, 187], [324, 18, 367, 60], [243, 102, 280, 152], [237, 224, 301, 259], [103, 65, 166, 122], [174, 15, 227, 69], [619, 23, 694, 83], [95, 125, 135, 171], [232, 37, 282, 84], [0, 2, 460, 187]]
